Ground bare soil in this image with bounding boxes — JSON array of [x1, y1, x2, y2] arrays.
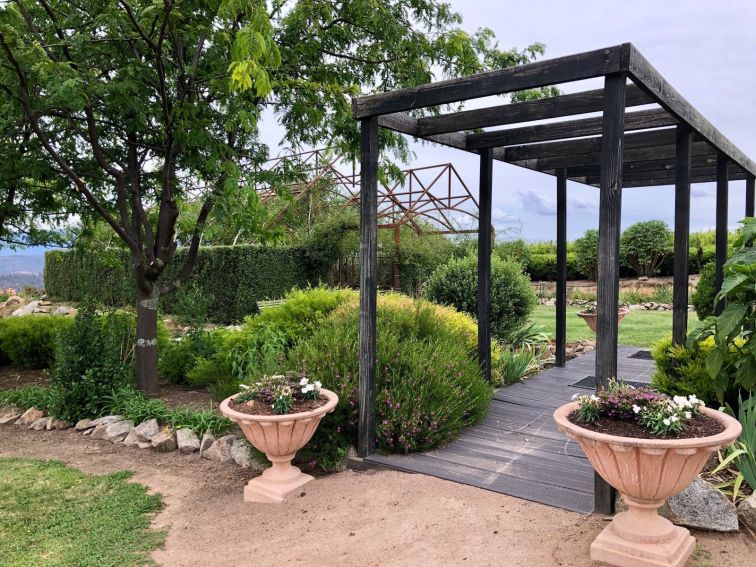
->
[[0, 426, 751, 566], [229, 393, 328, 416], [0, 366, 50, 389], [568, 411, 725, 440]]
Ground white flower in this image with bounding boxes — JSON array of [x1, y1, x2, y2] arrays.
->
[[670, 415, 679, 422], [299, 377, 309, 386], [301, 387, 308, 394], [689, 395, 699, 405], [571, 393, 580, 400], [632, 404, 641, 414], [698, 400, 706, 408], [314, 381, 322, 389], [589, 394, 600, 402], [684, 412, 692, 419], [663, 418, 671, 426], [306, 384, 316, 392], [239, 384, 250, 390]]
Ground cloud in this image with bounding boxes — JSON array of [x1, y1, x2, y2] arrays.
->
[[515, 190, 592, 216]]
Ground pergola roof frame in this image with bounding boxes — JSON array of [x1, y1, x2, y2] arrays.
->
[[352, 43, 756, 517]]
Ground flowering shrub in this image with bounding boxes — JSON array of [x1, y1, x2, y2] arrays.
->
[[235, 373, 322, 415], [573, 380, 705, 436]]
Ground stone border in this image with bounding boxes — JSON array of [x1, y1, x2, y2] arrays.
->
[[0, 405, 260, 470]]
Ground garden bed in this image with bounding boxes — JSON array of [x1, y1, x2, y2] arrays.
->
[[567, 410, 724, 440]]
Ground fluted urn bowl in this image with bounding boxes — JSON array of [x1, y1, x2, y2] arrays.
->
[[220, 389, 338, 503], [554, 401, 741, 567], [577, 306, 630, 333]]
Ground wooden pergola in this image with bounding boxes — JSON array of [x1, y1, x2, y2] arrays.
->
[[352, 44, 756, 514]]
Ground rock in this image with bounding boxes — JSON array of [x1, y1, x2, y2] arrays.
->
[[151, 430, 177, 452], [88, 415, 123, 428], [83, 428, 93, 436], [18, 407, 46, 425], [202, 435, 235, 463], [137, 441, 152, 449], [231, 438, 253, 467], [105, 419, 134, 442], [11, 300, 39, 316], [46, 418, 72, 431], [616, 476, 739, 532], [0, 296, 26, 317], [90, 423, 111, 440], [199, 432, 216, 456], [0, 406, 22, 425], [737, 494, 756, 532], [29, 417, 50, 431], [74, 418, 94, 431], [51, 306, 72, 316], [123, 430, 141, 447], [132, 418, 160, 442], [176, 429, 200, 454]]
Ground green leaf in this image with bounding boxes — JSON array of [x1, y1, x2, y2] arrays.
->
[[716, 302, 747, 341]]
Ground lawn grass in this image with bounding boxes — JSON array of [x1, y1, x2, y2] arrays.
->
[[529, 305, 698, 348], [0, 457, 164, 567]]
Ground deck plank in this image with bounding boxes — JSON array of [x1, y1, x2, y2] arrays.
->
[[364, 346, 656, 514]]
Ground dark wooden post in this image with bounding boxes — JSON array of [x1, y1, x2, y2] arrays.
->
[[715, 152, 729, 315], [555, 169, 567, 367], [746, 174, 755, 218], [358, 117, 379, 457], [478, 148, 494, 383], [594, 72, 626, 515], [673, 125, 692, 345]]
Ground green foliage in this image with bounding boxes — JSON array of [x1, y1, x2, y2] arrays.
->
[[729, 392, 756, 491], [103, 387, 230, 437], [620, 221, 673, 277], [159, 330, 226, 385], [691, 262, 717, 320], [524, 251, 581, 281], [424, 255, 536, 342], [499, 348, 537, 386], [0, 315, 72, 368], [574, 229, 600, 281], [45, 245, 322, 324], [49, 305, 134, 421], [0, 458, 164, 567], [292, 294, 491, 460], [0, 385, 58, 411], [687, 218, 756, 402]]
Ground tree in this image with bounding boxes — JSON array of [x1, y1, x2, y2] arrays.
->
[[574, 229, 599, 281], [620, 220, 672, 277], [0, 0, 552, 392]]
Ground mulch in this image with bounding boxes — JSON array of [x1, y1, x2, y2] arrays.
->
[[229, 395, 328, 416], [567, 411, 725, 440]]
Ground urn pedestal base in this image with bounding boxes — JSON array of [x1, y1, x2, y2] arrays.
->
[[591, 515, 695, 567], [243, 454, 314, 503]]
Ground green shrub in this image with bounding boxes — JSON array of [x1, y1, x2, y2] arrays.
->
[[500, 348, 537, 386], [291, 294, 491, 461], [50, 305, 134, 421], [424, 255, 536, 342], [159, 330, 226, 385], [691, 262, 716, 320], [574, 229, 600, 281], [45, 245, 325, 324], [0, 316, 73, 369], [651, 337, 740, 408], [620, 220, 672, 277]]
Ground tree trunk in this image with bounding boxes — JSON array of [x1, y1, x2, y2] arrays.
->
[[136, 289, 160, 394]]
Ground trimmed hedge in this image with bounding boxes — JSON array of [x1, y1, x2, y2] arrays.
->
[[45, 245, 326, 323]]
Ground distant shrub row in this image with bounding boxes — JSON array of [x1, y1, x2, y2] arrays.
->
[[45, 245, 328, 323]]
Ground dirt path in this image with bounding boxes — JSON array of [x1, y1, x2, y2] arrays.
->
[[0, 426, 751, 567]]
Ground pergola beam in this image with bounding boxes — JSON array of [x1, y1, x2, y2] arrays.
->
[[353, 45, 630, 118], [415, 85, 653, 136], [628, 46, 756, 176], [466, 108, 675, 150]]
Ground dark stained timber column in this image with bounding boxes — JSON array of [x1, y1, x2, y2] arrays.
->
[[358, 117, 379, 457], [478, 148, 494, 383], [715, 152, 729, 315], [746, 174, 755, 218], [673, 125, 692, 345], [594, 72, 626, 516], [555, 169, 567, 367]]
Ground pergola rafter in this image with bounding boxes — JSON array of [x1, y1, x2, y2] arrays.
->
[[353, 43, 756, 515]]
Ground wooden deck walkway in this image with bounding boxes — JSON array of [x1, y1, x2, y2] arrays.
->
[[364, 346, 656, 514]]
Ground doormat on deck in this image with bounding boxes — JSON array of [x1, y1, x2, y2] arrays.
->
[[570, 376, 650, 390], [628, 350, 653, 360]]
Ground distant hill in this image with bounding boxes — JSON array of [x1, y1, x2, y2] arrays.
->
[[0, 254, 45, 290]]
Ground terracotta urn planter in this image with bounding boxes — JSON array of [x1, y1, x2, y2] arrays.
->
[[220, 389, 338, 503], [553, 402, 741, 567], [577, 306, 630, 333]]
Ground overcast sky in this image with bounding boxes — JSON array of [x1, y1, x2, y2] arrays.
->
[[345, 0, 755, 241]]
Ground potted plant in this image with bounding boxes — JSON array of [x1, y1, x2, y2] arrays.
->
[[576, 303, 630, 333], [220, 373, 338, 503], [553, 381, 741, 567]]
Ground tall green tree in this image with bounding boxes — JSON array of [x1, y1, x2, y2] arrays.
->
[[0, 0, 552, 392]]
